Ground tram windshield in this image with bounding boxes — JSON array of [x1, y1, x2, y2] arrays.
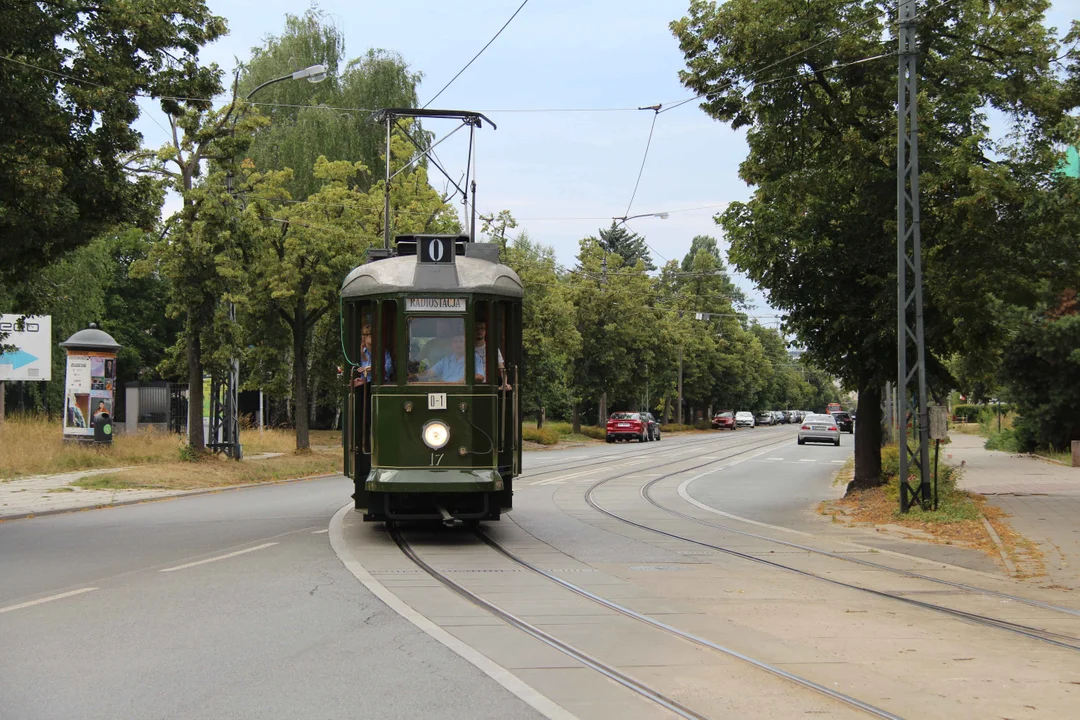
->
[[407, 317, 472, 384]]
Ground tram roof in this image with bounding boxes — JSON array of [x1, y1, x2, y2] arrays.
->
[[341, 254, 524, 299]]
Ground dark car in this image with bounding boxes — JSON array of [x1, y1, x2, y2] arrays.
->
[[606, 412, 660, 442], [831, 411, 854, 434], [711, 411, 737, 430]]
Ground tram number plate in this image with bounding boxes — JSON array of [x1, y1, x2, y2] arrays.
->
[[428, 393, 447, 410]]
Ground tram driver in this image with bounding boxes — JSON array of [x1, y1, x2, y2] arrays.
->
[[410, 331, 483, 384]]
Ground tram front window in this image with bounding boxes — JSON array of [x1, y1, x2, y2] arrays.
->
[[408, 317, 477, 384]]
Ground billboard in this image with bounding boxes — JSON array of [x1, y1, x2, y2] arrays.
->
[[0, 315, 52, 381]]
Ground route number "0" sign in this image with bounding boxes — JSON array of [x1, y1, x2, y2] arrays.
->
[[419, 236, 455, 264]]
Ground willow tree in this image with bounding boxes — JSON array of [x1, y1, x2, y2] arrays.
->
[[238, 9, 422, 200], [672, 0, 1079, 488]]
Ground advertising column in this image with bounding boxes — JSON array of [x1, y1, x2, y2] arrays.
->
[[59, 324, 121, 441]]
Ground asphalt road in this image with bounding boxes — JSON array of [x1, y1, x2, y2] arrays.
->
[[0, 425, 824, 720]]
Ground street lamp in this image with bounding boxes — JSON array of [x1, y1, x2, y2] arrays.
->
[[246, 64, 327, 100], [212, 64, 328, 459], [613, 211, 669, 226]]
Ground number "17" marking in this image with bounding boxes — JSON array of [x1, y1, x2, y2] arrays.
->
[[430, 454, 444, 466]]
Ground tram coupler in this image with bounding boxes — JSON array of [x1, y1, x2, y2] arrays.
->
[[436, 505, 462, 528]]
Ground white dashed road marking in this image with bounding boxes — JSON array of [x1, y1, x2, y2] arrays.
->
[[159, 543, 278, 573], [0, 588, 98, 614]]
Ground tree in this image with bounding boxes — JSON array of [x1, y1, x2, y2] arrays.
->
[[242, 130, 459, 450], [502, 232, 580, 422], [238, 10, 422, 200], [597, 222, 657, 272], [679, 235, 747, 307], [136, 93, 268, 451], [999, 312, 1080, 450], [0, 0, 226, 296], [672, 0, 1080, 489]]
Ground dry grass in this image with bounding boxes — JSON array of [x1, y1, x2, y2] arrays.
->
[[819, 466, 1042, 575], [0, 415, 188, 480], [0, 416, 341, 480], [70, 448, 341, 491]]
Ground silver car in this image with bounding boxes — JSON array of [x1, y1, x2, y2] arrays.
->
[[798, 413, 840, 446]]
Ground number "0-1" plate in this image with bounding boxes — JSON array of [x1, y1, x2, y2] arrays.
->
[[428, 393, 447, 410]]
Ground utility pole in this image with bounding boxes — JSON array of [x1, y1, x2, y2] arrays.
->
[[897, 0, 932, 512], [676, 347, 684, 425]]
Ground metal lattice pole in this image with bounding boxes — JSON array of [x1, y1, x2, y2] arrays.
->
[[897, 0, 932, 511]]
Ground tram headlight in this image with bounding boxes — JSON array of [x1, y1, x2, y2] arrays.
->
[[422, 420, 450, 450]]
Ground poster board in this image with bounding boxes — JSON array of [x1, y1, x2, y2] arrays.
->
[[63, 351, 117, 436], [0, 315, 52, 381]]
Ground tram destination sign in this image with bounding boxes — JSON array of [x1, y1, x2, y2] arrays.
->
[[418, 235, 456, 264], [405, 297, 467, 313]]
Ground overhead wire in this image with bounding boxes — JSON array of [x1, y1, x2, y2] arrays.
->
[[422, 0, 530, 109]]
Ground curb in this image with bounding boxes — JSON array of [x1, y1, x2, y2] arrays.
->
[[980, 514, 1018, 576], [0, 472, 342, 523]]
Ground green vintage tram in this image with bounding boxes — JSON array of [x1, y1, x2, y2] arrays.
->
[[341, 234, 523, 524]]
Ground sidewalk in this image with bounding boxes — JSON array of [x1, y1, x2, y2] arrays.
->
[[0, 452, 289, 521], [948, 433, 1080, 588]]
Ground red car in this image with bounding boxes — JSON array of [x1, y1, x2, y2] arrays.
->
[[711, 411, 737, 430], [606, 412, 659, 442]]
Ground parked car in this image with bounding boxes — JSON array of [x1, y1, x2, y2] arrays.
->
[[735, 411, 756, 428], [831, 411, 854, 434], [774, 411, 788, 425], [711, 411, 737, 430], [755, 411, 775, 426], [606, 412, 660, 443], [798, 413, 841, 446]]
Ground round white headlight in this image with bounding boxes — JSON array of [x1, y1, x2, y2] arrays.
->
[[422, 421, 450, 450]]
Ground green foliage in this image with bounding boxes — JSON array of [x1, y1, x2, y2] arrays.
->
[[672, 0, 1080, 483], [660, 423, 696, 432], [952, 404, 982, 422], [522, 427, 560, 445], [999, 313, 1080, 450], [0, 0, 226, 295], [239, 10, 422, 199], [596, 222, 656, 272], [502, 231, 580, 419]]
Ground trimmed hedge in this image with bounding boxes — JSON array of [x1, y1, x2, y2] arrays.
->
[[522, 427, 560, 445], [660, 423, 696, 432]]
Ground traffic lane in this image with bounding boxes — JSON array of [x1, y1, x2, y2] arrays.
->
[[0, 519, 540, 720], [685, 431, 850, 531], [0, 474, 352, 605], [520, 427, 720, 473]]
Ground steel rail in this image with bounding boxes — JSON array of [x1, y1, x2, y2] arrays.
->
[[389, 528, 708, 720], [582, 477, 1080, 652], [643, 476, 1080, 618], [519, 426, 786, 479], [476, 530, 903, 720]]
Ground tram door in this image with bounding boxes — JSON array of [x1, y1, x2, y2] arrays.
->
[[345, 301, 374, 508], [494, 300, 522, 507]]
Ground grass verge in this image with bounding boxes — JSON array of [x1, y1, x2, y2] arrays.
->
[[0, 415, 308, 479], [70, 449, 341, 491], [818, 444, 1042, 575]]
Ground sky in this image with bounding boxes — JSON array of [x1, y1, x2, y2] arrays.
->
[[136, 0, 1077, 325]]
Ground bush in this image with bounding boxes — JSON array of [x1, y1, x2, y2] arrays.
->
[[660, 423, 696, 432], [579, 426, 607, 440], [952, 404, 981, 422], [693, 420, 712, 430], [543, 421, 574, 436], [522, 427, 560, 445]]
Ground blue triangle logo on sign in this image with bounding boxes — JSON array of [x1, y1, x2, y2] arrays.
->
[[0, 349, 38, 370]]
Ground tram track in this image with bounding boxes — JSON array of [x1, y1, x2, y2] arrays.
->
[[582, 470, 1080, 653], [643, 475, 1080, 619], [388, 434, 910, 719], [518, 428, 779, 481]]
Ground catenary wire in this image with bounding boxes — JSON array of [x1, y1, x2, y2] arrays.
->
[[422, 0, 530, 109]]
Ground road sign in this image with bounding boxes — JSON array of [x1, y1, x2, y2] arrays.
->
[[0, 315, 52, 381]]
